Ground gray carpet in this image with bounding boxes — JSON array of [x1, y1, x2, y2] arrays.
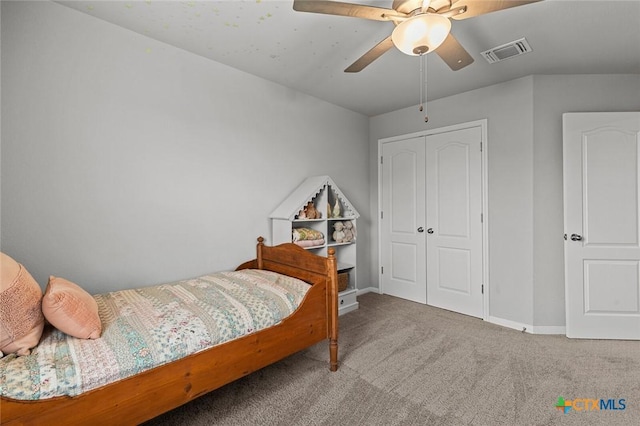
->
[[143, 293, 640, 425]]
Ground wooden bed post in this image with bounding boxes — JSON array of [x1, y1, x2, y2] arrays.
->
[[326, 247, 339, 372], [256, 236, 265, 269]]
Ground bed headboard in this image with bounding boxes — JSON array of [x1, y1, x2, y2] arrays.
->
[[237, 237, 337, 287]]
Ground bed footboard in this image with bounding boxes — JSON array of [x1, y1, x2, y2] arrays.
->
[[243, 237, 339, 372]]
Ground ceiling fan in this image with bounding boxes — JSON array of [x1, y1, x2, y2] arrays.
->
[[293, 0, 541, 72]]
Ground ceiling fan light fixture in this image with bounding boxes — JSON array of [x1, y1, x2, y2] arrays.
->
[[391, 13, 451, 56]]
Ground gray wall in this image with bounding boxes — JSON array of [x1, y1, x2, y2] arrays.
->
[[531, 74, 640, 327], [0, 1, 370, 294], [370, 76, 535, 326], [3, 1, 639, 330], [370, 74, 640, 328]]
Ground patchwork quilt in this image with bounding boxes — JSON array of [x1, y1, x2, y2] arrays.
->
[[0, 269, 309, 400]]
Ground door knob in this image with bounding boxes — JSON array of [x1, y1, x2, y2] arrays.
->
[[427, 228, 434, 234], [570, 234, 583, 241], [417, 227, 424, 233]]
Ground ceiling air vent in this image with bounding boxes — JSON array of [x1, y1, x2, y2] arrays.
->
[[481, 37, 532, 64]]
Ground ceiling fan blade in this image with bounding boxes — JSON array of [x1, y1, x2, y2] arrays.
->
[[436, 5, 468, 19], [435, 33, 474, 71], [451, 0, 542, 20], [293, 0, 405, 22], [345, 36, 395, 73]]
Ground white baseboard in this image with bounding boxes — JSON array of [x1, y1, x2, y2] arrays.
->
[[488, 316, 565, 335], [358, 294, 566, 335], [356, 287, 380, 296], [488, 316, 529, 333]]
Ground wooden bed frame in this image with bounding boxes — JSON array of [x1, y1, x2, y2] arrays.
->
[[1, 237, 339, 425]]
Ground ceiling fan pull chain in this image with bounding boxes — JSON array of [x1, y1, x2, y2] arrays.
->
[[419, 53, 424, 113], [423, 53, 429, 123]]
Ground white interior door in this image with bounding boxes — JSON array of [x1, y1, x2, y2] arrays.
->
[[564, 112, 640, 339], [380, 136, 427, 303], [425, 127, 484, 318]]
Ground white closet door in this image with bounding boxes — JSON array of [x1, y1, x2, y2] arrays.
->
[[380, 136, 427, 304], [564, 112, 640, 339], [425, 126, 484, 318]]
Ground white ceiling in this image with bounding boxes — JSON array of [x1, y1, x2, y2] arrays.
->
[[57, 0, 640, 116]]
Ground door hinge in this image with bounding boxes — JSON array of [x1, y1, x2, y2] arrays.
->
[[381, 211, 384, 219], [480, 142, 483, 152], [481, 284, 484, 294], [381, 266, 384, 274], [380, 156, 383, 164], [481, 213, 483, 223]]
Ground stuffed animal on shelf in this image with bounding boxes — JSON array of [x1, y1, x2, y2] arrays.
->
[[304, 201, 320, 219], [332, 221, 346, 243], [343, 220, 356, 242], [299, 202, 321, 220]]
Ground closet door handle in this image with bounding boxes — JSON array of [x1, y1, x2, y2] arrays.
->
[[427, 228, 434, 234], [417, 227, 424, 233]]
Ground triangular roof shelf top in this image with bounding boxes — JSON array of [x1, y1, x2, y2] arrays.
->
[[270, 175, 360, 221]]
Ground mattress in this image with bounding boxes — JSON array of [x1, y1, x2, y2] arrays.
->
[[0, 269, 309, 400]]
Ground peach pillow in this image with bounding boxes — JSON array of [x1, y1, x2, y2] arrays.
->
[[42, 276, 102, 339], [0, 252, 45, 356]]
